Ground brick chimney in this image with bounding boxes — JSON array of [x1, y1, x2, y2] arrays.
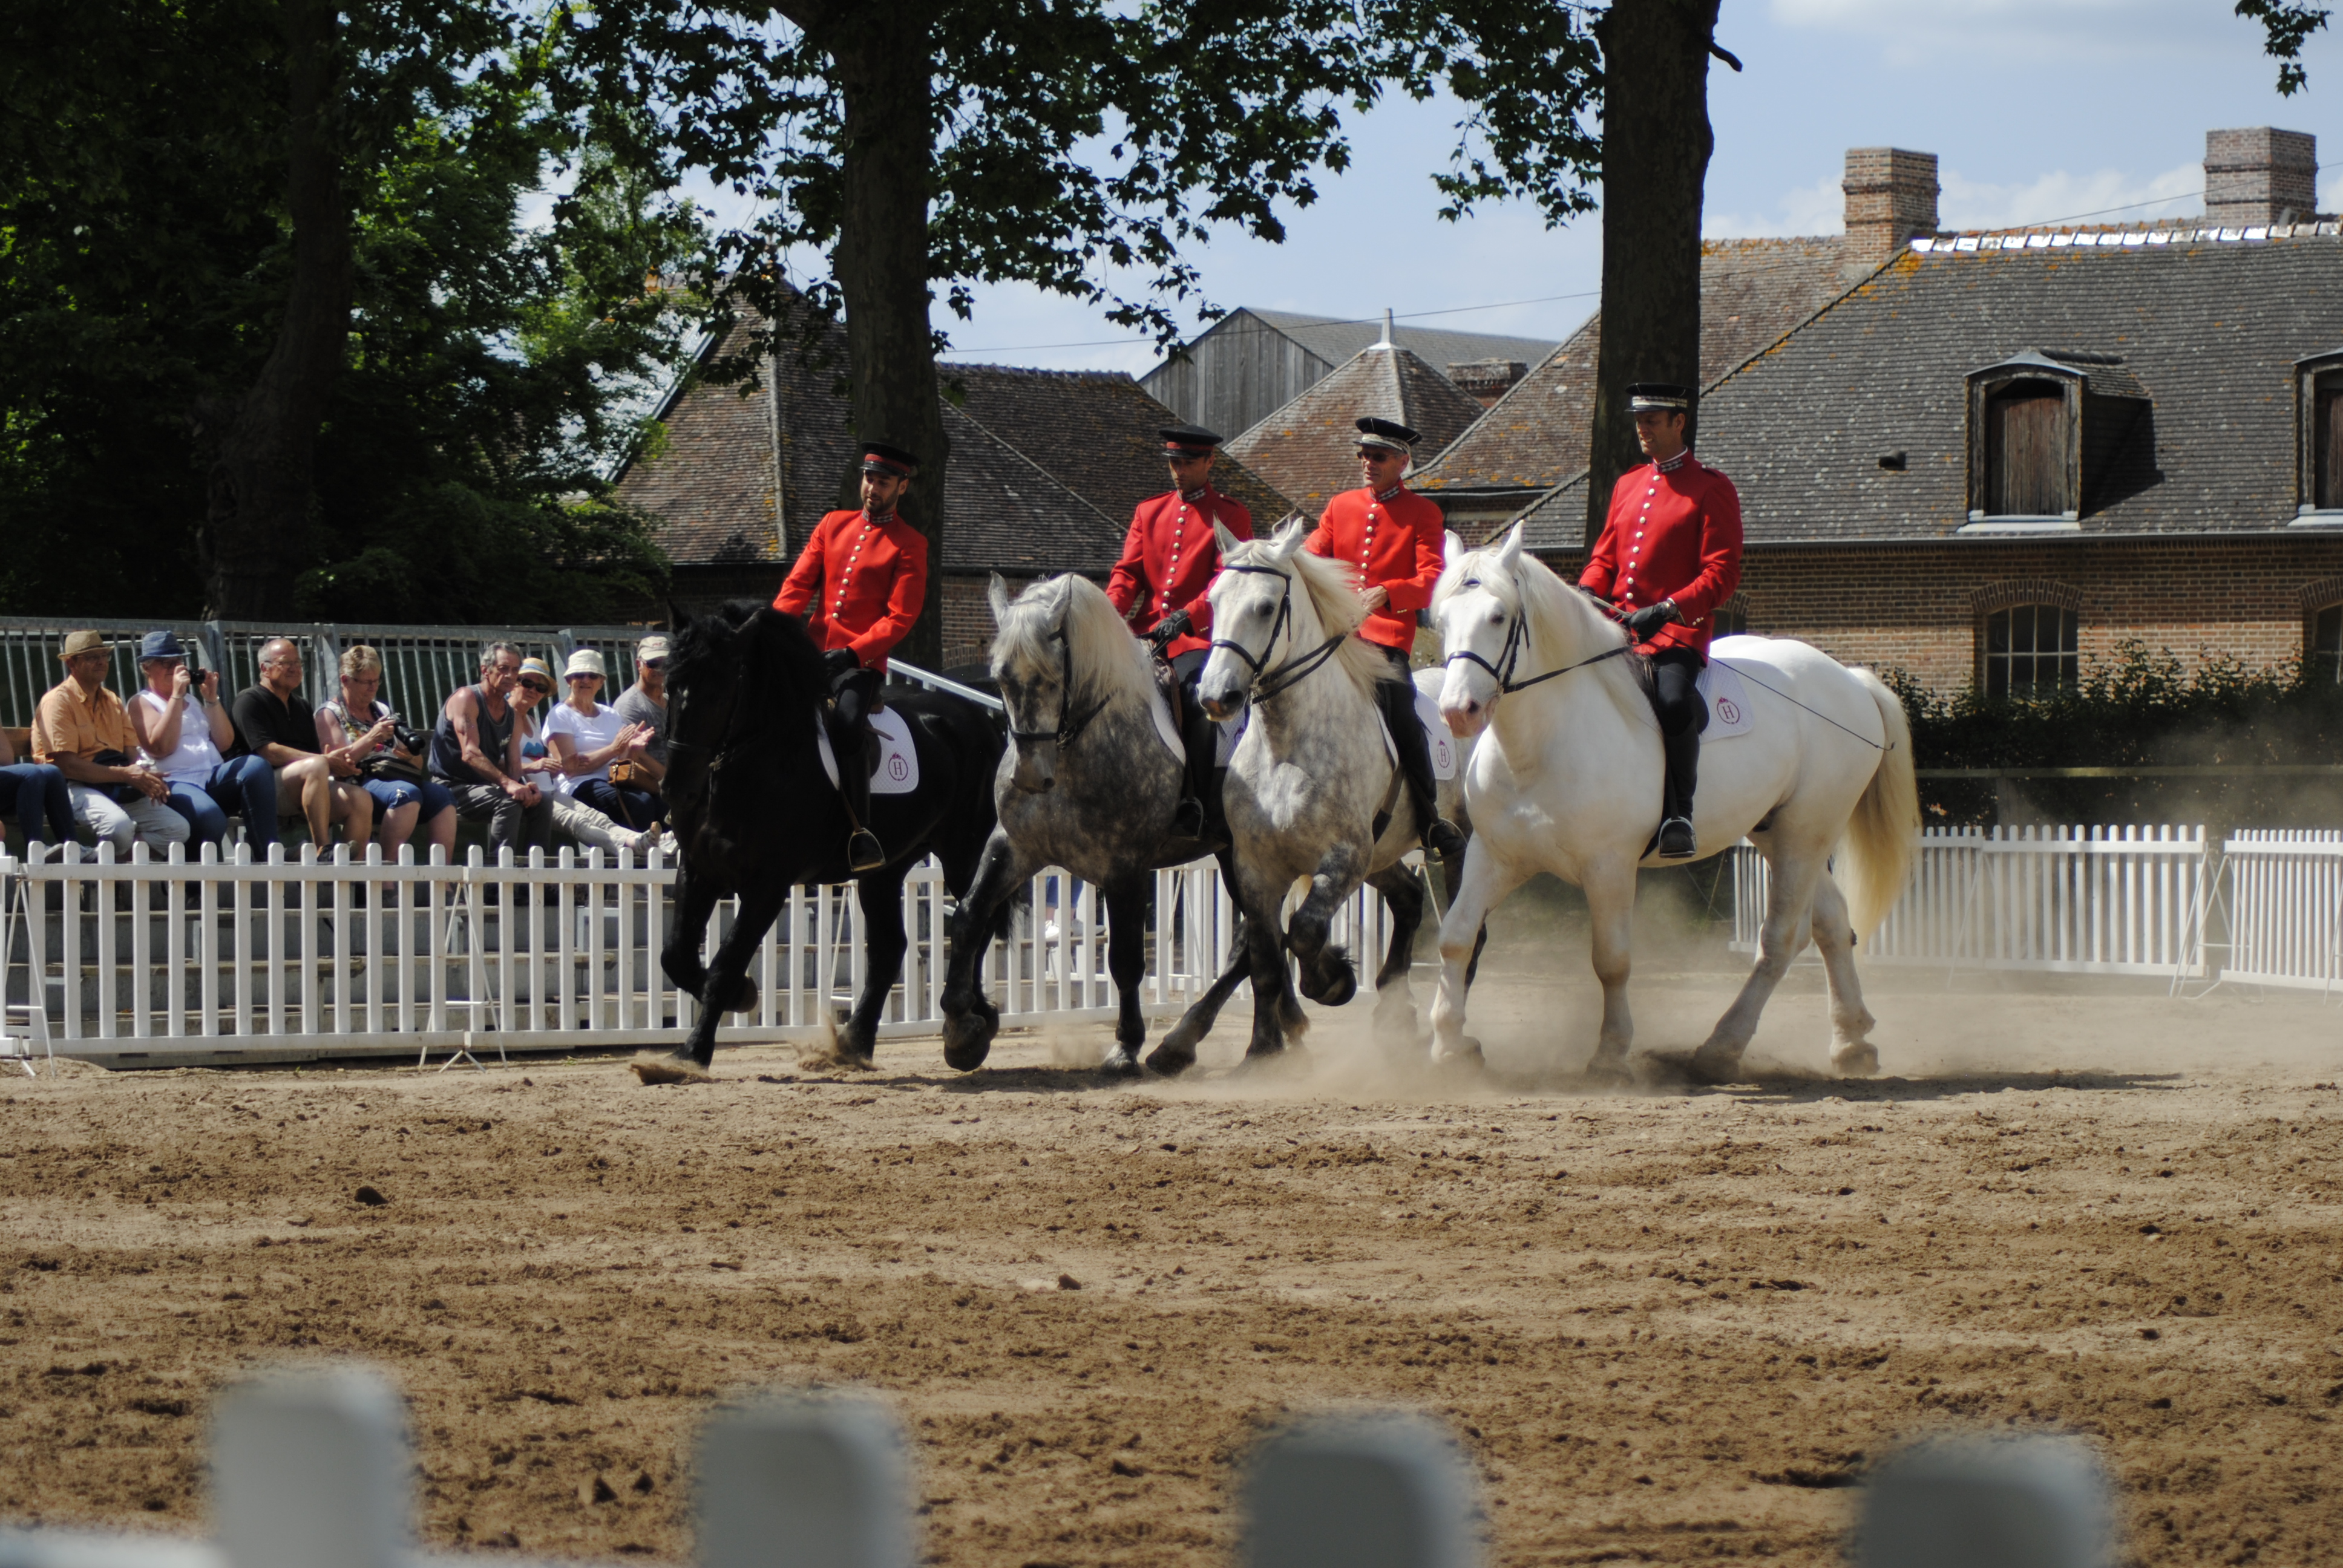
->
[[1447, 359, 1528, 408], [2204, 127, 2318, 226], [1842, 148, 1940, 267]]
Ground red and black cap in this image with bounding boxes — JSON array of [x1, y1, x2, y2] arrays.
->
[[1625, 383, 1693, 413], [859, 440, 919, 478], [1161, 423, 1223, 456], [1353, 417, 1420, 454]]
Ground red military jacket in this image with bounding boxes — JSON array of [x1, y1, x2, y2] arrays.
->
[[1104, 486, 1255, 658], [1581, 452, 1744, 658], [1306, 483, 1446, 654], [772, 508, 930, 673]]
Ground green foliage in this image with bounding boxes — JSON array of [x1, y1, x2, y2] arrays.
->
[[0, 1, 707, 622], [2235, 0, 2332, 94], [1883, 642, 2343, 771], [560, 0, 1602, 370]]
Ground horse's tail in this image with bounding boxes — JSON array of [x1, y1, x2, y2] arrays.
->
[[1838, 668, 1920, 939]]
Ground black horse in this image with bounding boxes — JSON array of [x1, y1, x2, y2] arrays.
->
[[635, 602, 1006, 1080]]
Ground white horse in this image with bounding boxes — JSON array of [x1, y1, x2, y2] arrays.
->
[[1196, 518, 1439, 1058], [1430, 524, 1919, 1083]]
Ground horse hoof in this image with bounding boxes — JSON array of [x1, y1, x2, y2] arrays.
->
[[1685, 1042, 1747, 1085], [1144, 1045, 1196, 1077], [1584, 1052, 1634, 1088], [721, 973, 759, 1015], [1302, 952, 1357, 1006], [1101, 1048, 1143, 1079], [631, 1051, 712, 1086], [1831, 1041, 1881, 1078]]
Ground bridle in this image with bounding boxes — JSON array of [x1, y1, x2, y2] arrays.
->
[[1208, 563, 1347, 703], [1441, 575, 1636, 695], [664, 658, 761, 800], [1004, 623, 1108, 750]]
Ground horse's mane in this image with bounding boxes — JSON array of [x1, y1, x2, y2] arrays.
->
[[1222, 535, 1391, 697], [672, 599, 827, 713], [994, 573, 1156, 706], [1436, 543, 1645, 711]]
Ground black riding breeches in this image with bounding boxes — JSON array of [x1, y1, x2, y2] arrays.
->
[[1649, 647, 1709, 737], [1375, 647, 1441, 829], [1169, 647, 1215, 808], [830, 665, 882, 732], [828, 665, 883, 830]]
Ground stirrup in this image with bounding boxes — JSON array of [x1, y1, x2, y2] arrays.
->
[[1168, 797, 1205, 840], [1423, 818, 1467, 861], [847, 828, 886, 872], [1656, 816, 1698, 859]]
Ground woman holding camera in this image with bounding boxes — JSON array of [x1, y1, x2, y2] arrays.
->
[[126, 629, 280, 851], [316, 644, 456, 858]]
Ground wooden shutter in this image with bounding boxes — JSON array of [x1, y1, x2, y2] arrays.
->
[[1986, 382, 2069, 515], [2317, 379, 2343, 510]]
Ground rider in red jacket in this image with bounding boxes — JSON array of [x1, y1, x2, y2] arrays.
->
[[774, 439, 929, 871], [1581, 384, 1744, 859]]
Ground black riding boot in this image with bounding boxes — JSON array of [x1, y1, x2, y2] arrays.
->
[[833, 668, 886, 872], [1168, 651, 1213, 843], [1379, 677, 1464, 860], [1657, 726, 1700, 858]]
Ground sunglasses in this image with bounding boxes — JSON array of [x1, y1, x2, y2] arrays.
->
[[642, 658, 667, 671], [566, 673, 598, 684], [517, 678, 551, 694]]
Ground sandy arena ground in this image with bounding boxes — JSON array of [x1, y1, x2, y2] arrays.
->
[[2, 934, 2340, 1567]]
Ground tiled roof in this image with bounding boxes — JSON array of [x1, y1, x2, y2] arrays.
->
[[1516, 234, 2343, 550], [1239, 308, 1561, 374], [1222, 345, 1487, 517], [615, 301, 1297, 576], [1414, 237, 1858, 497]]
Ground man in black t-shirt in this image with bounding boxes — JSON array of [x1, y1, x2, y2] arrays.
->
[[231, 638, 378, 848]]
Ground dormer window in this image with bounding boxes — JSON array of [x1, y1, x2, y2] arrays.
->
[[2295, 349, 2343, 515], [1963, 350, 2152, 532]]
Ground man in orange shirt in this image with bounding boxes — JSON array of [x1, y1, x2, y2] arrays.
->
[[1105, 423, 1254, 839], [1306, 417, 1464, 860], [773, 440, 929, 871]]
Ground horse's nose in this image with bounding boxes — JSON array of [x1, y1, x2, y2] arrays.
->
[[1441, 698, 1485, 737]]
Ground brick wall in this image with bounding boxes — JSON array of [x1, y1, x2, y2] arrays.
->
[[939, 573, 1050, 673], [1533, 534, 2343, 694]]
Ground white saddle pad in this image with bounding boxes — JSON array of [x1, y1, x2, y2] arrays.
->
[[1145, 679, 1185, 763], [814, 706, 920, 795], [1698, 658, 1757, 742], [1374, 688, 1459, 781]]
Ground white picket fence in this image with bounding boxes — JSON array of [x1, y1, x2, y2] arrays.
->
[[1731, 825, 2213, 979], [2218, 829, 2343, 993], [0, 842, 1409, 1067], [0, 1367, 2114, 1568]]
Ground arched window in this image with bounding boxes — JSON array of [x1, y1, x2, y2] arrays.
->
[[1982, 604, 2078, 697], [2313, 603, 2343, 683]]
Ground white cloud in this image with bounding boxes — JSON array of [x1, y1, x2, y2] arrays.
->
[[1937, 158, 2202, 230], [1706, 171, 1847, 237]]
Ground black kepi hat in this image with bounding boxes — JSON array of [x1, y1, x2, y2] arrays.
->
[[1625, 383, 1693, 413], [859, 440, 919, 477], [1161, 423, 1223, 455], [1353, 417, 1420, 453]]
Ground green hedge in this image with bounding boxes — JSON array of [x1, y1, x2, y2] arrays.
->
[[1876, 642, 2343, 828]]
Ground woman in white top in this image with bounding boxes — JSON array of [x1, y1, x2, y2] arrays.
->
[[543, 648, 665, 831], [506, 659, 669, 857], [125, 629, 281, 851]]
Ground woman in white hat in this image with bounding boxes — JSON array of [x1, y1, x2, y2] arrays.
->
[[543, 648, 665, 834]]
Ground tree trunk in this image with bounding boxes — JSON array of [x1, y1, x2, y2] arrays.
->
[[828, 1, 949, 671], [202, 0, 355, 619], [1584, 0, 1719, 550]]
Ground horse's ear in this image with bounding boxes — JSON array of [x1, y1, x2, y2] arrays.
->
[[667, 601, 691, 636], [1495, 521, 1524, 574], [1213, 519, 1243, 557], [987, 572, 1012, 626], [1047, 573, 1075, 620], [1268, 515, 1308, 561], [1443, 530, 1467, 570]]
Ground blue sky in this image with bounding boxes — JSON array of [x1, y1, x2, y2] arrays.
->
[[917, 0, 2341, 376]]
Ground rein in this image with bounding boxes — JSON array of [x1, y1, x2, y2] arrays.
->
[[1208, 563, 1346, 703], [1006, 626, 1109, 750], [1442, 577, 1637, 694]]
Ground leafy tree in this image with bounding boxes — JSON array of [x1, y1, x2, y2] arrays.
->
[[0, 0, 705, 621], [2236, 0, 2332, 93], [563, 0, 1603, 665]]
